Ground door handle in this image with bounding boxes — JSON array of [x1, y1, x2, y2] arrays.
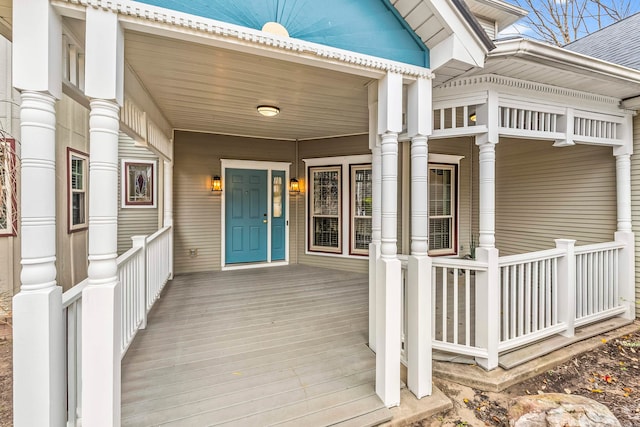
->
[[263, 213, 268, 224]]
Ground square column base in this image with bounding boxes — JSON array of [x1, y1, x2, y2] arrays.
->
[[13, 286, 65, 426]]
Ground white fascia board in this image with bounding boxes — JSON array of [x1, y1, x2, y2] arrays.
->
[[491, 38, 640, 87], [431, 33, 485, 70], [622, 96, 640, 111], [426, 0, 490, 70]]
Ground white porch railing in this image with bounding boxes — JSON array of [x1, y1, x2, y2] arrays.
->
[[62, 278, 88, 427], [62, 225, 172, 426], [575, 241, 626, 327], [497, 248, 566, 352], [400, 238, 631, 369]]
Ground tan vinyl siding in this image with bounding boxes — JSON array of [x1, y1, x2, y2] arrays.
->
[[495, 139, 616, 256], [297, 135, 370, 273], [631, 114, 640, 315], [428, 138, 475, 258], [117, 134, 161, 255], [55, 94, 90, 290], [173, 131, 295, 274]]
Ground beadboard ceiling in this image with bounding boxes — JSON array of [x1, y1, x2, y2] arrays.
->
[[125, 31, 372, 141]]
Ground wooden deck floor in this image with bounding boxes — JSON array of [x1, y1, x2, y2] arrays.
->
[[121, 265, 392, 426]]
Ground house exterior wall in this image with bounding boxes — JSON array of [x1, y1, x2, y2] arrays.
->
[[173, 131, 296, 274], [631, 113, 640, 314], [117, 133, 161, 255], [55, 94, 90, 290], [495, 138, 617, 256]]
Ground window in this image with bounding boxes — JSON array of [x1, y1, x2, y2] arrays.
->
[[122, 159, 156, 208], [68, 148, 89, 232], [309, 166, 341, 253], [351, 165, 372, 255], [0, 138, 16, 237], [273, 175, 283, 218], [429, 164, 456, 255]]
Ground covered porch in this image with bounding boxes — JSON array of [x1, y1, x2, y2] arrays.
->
[[120, 265, 392, 426]]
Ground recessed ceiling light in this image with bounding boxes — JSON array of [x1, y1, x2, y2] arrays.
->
[[257, 105, 280, 117]]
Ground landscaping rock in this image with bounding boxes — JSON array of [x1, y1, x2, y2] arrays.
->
[[509, 393, 621, 426]]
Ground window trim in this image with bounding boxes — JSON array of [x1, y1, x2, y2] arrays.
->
[[0, 138, 16, 237], [303, 154, 372, 259], [349, 164, 372, 256], [121, 159, 157, 208], [308, 165, 343, 254], [428, 162, 458, 257], [67, 148, 89, 233]]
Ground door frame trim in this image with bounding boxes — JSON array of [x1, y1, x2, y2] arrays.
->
[[220, 159, 291, 270]]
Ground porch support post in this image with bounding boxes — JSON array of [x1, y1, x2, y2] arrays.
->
[[376, 72, 402, 407], [407, 77, 432, 399], [368, 82, 380, 352], [82, 7, 124, 427], [12, 1, 65, 425], [475, 135, 499, 370], [555, 239, 576, 337], [163, 156, 174, 279], [614, 126, 635, 319]]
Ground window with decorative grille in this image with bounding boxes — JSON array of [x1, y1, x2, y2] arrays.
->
[[309, 166, 341, 253]]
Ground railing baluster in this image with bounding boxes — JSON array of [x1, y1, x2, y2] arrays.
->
[[532, 261, 538, 332], [502, 266, 509, 341], [453, 269, 459, 344], [442, 267, 448, 342], [510, 265, 517, 338], [465, 269, 471, 346], [525, 262, 532, 334]]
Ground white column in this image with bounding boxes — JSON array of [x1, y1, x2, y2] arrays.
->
[[406, 77, 432, 399], [614, 149, 636, 320], [478, 142, 496, 249], [12, 0, 65, 424], [163, 158, 174, 279], [82, 7, 124, 426], [556, 239, 576, 337], [83, 99, 122, 427], [616, 154, 632, 233], [375, 72, 402, 408], [13, 91, 65, 427], [368, 82, 380, 352], [475, 138, 499, 370]]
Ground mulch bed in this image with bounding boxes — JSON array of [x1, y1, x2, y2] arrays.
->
[[0, 338, 11, 427], [460, 329, 640, 426]]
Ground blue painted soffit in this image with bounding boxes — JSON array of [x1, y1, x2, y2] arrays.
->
[[134, 0, 429, 67]]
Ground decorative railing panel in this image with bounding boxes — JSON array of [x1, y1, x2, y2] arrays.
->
[[62, 226, 173, 426], [431, 258, 488, 358], [574, 117, 618, 140], [118, 245, 146, 356], [575, 242, 626, 327], [62, 279, 89, 427], [499, 106, 559, 133], [498, 249, 565, 352]]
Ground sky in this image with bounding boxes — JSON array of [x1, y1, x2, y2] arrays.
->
[[497, 0, 640, 43]]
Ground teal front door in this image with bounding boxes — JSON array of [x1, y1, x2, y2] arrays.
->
[[225, 168, 268, 264]]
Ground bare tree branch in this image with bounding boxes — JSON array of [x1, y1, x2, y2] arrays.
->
[[511, 0, 637, 46]]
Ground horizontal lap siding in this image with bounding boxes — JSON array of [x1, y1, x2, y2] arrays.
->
[[117, 134, 160, 255], [173, 131, 295, 274], [495, 139, 616, 256], [632, 114, 640, 315]]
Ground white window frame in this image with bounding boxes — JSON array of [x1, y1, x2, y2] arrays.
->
[[304, 154, 372, 258], [68, 148, 89, 233], [308, 165, 342, 253], [0, 138, 15, 237], [350, 164, 372, 256], [428, 162, 457, 256]]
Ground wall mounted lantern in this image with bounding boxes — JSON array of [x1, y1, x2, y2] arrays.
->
[[211, 175, 222, 193], [289, 178, 300, 194]]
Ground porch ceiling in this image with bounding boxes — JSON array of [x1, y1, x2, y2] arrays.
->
[[125, 31, 372, 141]]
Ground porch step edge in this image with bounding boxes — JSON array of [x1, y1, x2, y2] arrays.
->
[[379, 386, 452, 427], [433, 319, 639, 393], [499, 317, 633, 370]]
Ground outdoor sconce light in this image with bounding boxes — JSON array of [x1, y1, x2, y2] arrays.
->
[[469, 112, 477, 122], [211, 175, 222, 193], [289, 178, 300, 194], [257, 105, 280, 117]]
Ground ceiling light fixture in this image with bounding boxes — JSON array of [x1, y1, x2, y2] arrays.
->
[[257, 105, 280, 117]]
